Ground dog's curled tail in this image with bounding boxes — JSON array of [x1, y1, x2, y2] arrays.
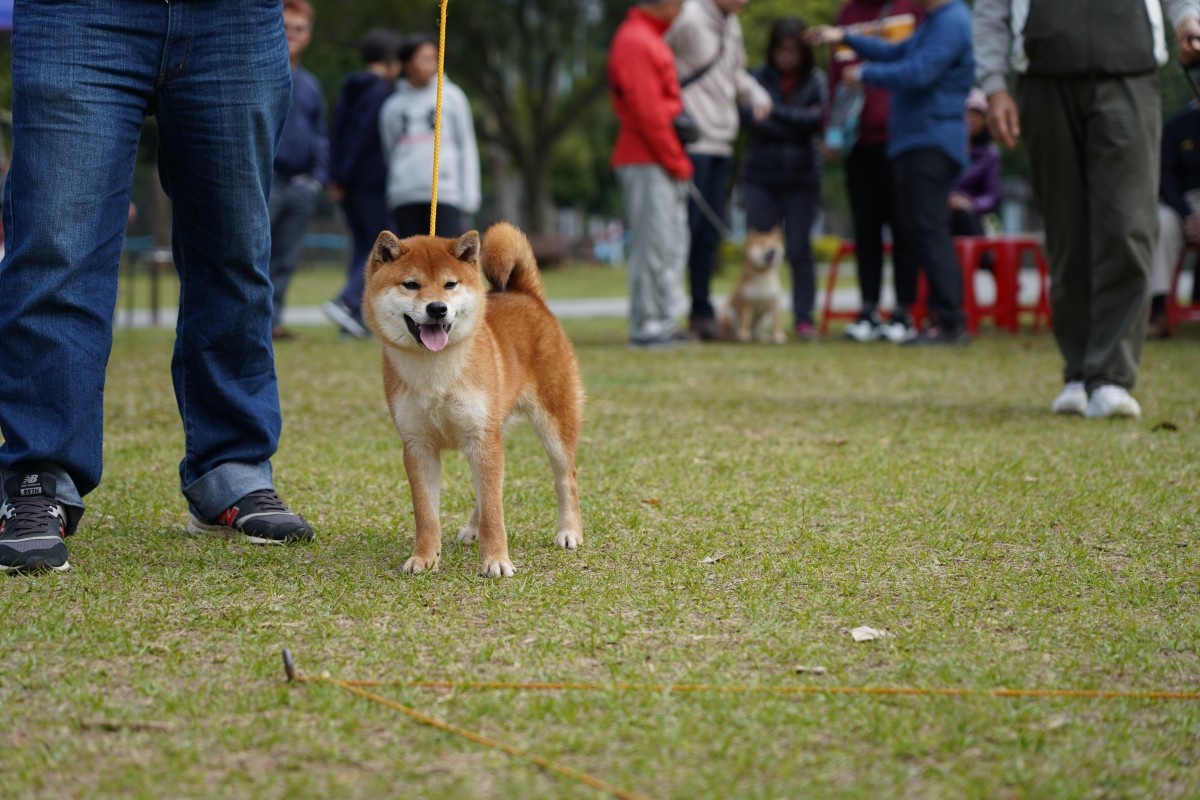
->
[[480, 222, 545, 301]]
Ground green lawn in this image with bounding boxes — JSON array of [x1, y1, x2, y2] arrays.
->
[[3, 308, 1200, 797]]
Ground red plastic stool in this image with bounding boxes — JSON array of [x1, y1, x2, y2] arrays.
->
[[818, 239, 893, 336], [1165, 241, 1200, 334]]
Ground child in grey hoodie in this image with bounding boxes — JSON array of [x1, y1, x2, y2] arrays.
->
[[379, 34, 481, 237]]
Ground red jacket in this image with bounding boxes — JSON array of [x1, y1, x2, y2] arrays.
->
[[829, 0, 923, 147], [608, 8, 694, 180]]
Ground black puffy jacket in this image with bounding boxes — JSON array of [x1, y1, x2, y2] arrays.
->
[[741, 65, 827, 190]]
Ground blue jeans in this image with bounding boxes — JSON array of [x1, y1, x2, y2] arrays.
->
[[0, 0, 292, 531]]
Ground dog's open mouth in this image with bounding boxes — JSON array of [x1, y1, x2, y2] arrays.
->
[[404, 315, 452, 352]]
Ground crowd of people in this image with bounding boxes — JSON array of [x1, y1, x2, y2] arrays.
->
[[612, 0, 1200, 422]]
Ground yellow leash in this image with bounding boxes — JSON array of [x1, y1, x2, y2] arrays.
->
[[429, 0, 448, 236]]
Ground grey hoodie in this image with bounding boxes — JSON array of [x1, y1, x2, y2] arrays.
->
[[379, 76, 481, 214], [666, 0, 771, 157]]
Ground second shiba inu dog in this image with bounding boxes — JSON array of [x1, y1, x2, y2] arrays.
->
[[718, 227, 787, 344], [362, 223, 584, 578]]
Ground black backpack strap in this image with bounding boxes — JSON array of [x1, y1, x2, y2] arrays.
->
[[679, 18, 728, 89]]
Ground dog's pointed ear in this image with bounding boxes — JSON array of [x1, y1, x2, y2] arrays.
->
[[452, 230, 481, 265], [369, 231, 406, 275]]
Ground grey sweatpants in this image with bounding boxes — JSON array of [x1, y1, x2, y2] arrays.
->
[[1018, 73, 1159, 391], [616, 165, 690, 340]]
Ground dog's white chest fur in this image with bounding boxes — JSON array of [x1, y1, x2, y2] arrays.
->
[[385, 349, 490, 447]]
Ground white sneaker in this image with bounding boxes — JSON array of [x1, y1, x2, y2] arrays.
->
[[843, 313, 883, 342], [1050, 381, 1087, 415], [878, 320, 915, 343], [1084, 384, 1142, 420]]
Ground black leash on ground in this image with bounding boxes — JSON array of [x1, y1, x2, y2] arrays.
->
[[686, 180, 734, 240]]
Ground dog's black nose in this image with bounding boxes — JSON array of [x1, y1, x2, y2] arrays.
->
[[426, 302, 448, 320]]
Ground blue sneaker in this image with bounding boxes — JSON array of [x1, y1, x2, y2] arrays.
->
[[0, 471, 71, 573]]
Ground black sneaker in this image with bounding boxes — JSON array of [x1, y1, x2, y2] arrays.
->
[[187, 489, 315, 545], [902, 325, 971, 346], [0, 472, 70, 573]]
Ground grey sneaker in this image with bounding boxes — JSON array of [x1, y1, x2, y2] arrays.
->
[[322, 299, 370, 339], [188, 489, 315, 545], [0, 472, 70, 573]]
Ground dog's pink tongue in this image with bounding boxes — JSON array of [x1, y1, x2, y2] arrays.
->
[[419, 324, 449, 352]]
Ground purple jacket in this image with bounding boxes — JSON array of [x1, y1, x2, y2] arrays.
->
[[954, 140, 1001, 214]]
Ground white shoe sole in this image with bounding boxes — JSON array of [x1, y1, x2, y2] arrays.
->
[[187, 516, 285, 546], [322, 301, 370, 339]]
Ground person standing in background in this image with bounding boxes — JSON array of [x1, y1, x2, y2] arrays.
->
[[1149, 100, 1200, 338], [324, 28, 403, 340], [742, 17, 827, 341], [610, 0, 695, 348], [827, 0, 923, 344], [667, 0, 772, 342], [975, 0, 1200, 418], [380, 34, 480, 238], [268, 0, 329, 341]]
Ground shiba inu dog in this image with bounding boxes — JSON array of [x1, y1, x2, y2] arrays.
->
[[362, 223, 584, 578], [718, 227, 787, 344]]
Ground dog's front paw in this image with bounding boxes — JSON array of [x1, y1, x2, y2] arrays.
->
[[736, 330, 751, 343], [479, 557, 516, 578], [456, 523, 479, 544], [402, 554, 440, 574], [771, 331, 786, 344], [555, 528, 582, 550]]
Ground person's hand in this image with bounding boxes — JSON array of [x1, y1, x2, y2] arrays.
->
[[327, 183, 345, 202], [948, 193, 974, 212], [1176, 18, 1200, 67], [821, 144, 840, 162], [842, 64, 864, 90], [805, 25, 845, 46], [1184, 213, 1200, 244], [986, 89, 1021, 149], [752, 98, 773, 122]]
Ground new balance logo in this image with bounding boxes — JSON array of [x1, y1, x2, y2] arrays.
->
[[19, 475, 43, 496], [21, 475, 38, 487]]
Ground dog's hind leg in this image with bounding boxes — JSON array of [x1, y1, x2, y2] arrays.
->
[[527, 404, 583, 550], [402, 444, 443, 574], [456, 505, 480, 544]]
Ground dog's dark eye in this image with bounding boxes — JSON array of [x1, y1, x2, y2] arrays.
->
[[445, 281, 458, 290], [402, 280, 419, 290]]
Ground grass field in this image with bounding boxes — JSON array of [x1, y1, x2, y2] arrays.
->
[[3, 273, 1200, 798]]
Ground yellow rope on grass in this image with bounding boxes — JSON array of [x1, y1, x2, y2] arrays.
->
[[311, 677, 1200, 703], [305, 674, 653, 800], [429, 0, 448, 236]]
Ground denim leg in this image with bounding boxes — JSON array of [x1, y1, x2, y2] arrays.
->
[[151, 2, 292, 519], [0, 2, 165, 527]]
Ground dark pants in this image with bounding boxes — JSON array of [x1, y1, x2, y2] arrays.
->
[[268, 175, 320, 329], [893, 147, 965, 331], [337, 184, 394, 317], [845, 143, 918, 313], [1019, 73, 1158, 391], [686, 153, 733, 321], [392, 203, 464, 239], [743, 181, 821, 325], [950, 207, 985, 238]]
